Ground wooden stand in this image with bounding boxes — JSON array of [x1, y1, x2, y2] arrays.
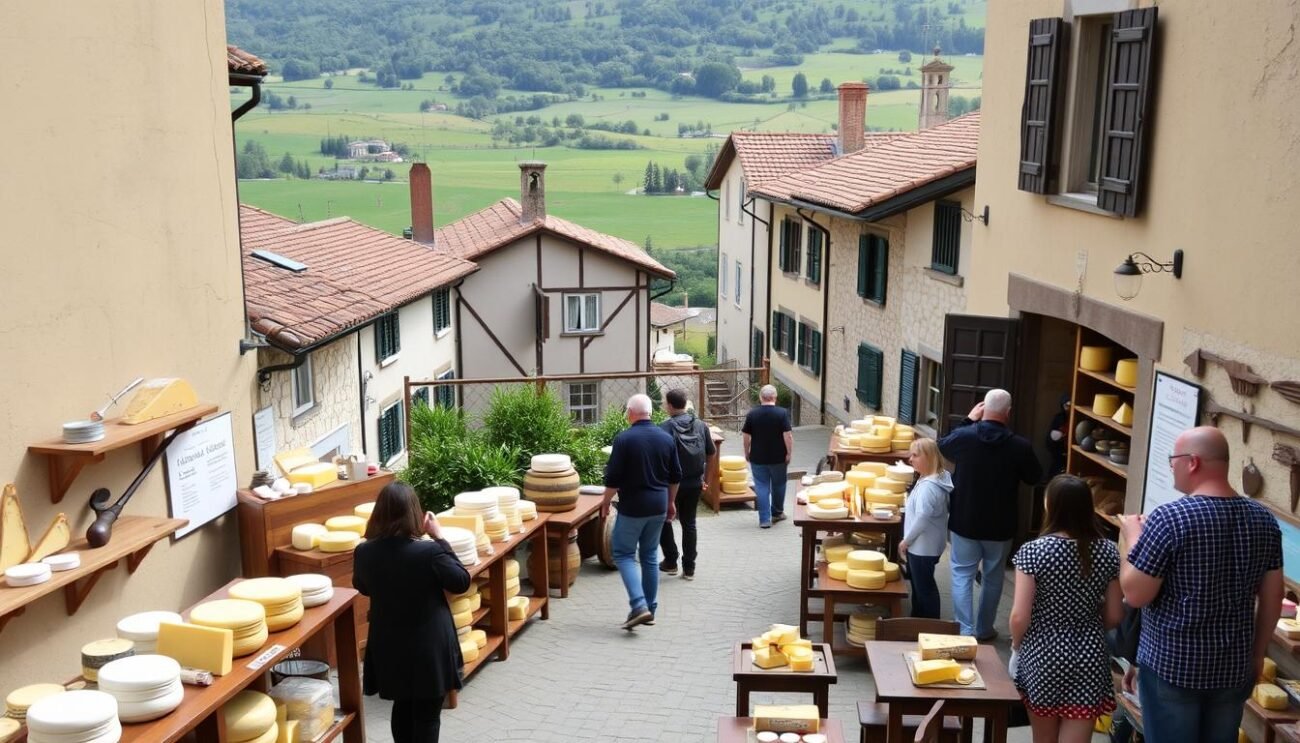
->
[[704, 426, 756, 513], [1064, 328, 1138, 523], [732, 641, 838, 717], [542, 494, 604, 598], [793, 501, 904, 639], [827, 433, 910, 473], [813, 564, 907, 655]]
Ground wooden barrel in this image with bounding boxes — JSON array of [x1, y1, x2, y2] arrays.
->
[[597, 494, 617, 569], [522, 468, 580, 512], [547, 534, 582, 588]]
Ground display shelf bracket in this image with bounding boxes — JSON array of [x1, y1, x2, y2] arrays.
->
[[64, 562, 119, 614]]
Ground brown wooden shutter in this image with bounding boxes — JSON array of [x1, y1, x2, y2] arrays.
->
[[1097, 7, 1158, 217], [941, 314, 1019, 436], [1018, 18, 1068, 194]]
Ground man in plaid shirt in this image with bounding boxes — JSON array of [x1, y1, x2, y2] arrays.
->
[[1119, 426, 1283, 743]]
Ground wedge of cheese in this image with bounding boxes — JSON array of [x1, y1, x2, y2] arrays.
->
[[121, 378, 199, 424], [1278, 619, 1300, 639], [27, 513, 70, 563], [752, 645, 787, 669], [914, 658, 963, 685], [0, 484, 31, 572], [918, 633, 978, 660]]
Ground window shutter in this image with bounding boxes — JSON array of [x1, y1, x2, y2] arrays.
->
[[856, 344, 882, 408], [1097, 8, 1158, 217], [811, 330, 822, 377], [778, 219, 790, 271], [872, 235, 889, 304], [784, 315, 796, 356], [1018, 18, 1068, 194], [897, 349, 920, 425], [796, 322, 807, 366], [792, 223, 803, 274], [857, 235, 868, 296], [752, 329, 765, 368], [771, 312, 782, 351]]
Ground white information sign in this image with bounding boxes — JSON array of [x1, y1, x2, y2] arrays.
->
[[253, 406, 277, 473], [165, 412, 239, 538], [1141, 372, 1203, 514]]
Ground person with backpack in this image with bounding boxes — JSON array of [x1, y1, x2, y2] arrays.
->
[[659, 388, 715, 580]]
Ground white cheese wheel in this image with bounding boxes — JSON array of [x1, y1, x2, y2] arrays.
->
[[324, 515, 366, 535], [117, 611, 183, 643], [871, 508, 896, 520], [223, 691, 277, 743], [291, 524, 328, 550], [885, 463, 915, 482], [530, 453, 572, 472], [285, 573, 331, 594], [25, 690, 117, 735], [5, 562, 51, 586], [847, 550, 886, 571], [97, 654, 181, 692], [808, 506, 848, 520], [41, 552, 80, 572]]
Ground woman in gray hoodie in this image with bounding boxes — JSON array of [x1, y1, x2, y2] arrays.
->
[[898, 437, 953, 618]]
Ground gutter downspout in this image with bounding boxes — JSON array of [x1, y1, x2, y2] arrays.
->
[[744, 195, 767, 368], [764, 201, 775, 369], [231, 72, 265, 355], [798, 207, 832, 425], [453, 277, 466, 408], [230, 75, 263, 122]]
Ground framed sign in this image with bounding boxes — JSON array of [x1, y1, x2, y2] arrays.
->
[[1141, 371, 1203, 514], [164, 412, 239, 538], [1267, 504, 1300, 595]]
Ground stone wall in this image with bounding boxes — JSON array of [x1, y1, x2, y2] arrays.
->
[[257, 336, 362, 461]]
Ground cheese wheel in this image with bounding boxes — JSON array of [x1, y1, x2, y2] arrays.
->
[[720, 468, 749, 483], [807, 482, 850, 499], [6, 683, 67, 716], [809, 505, 848, 520], [873, 478, 907, 494], [719, 455, 747, 471], [41, 552, 80, 572], [850, 419, 874, 432], [846, 470, 876, 488], [1115, 358, 1139, 387], [872, 415, 896, 428], [353, 503, 375, 520], [854, 462, 888, 476], [885, 463, 915, 482], [846, 569, 887, 589], [0, 718, 19, 741], [459, 639, 480, 663], [530, 453, 572, 472], [324, 515, 366, 535], [452, 610, 473, 628], [847, 550, 886, 571], [860, 434, 889, 449], [317, 531, 361, 552], [223, 691, 277, 743], [191, 599, 266, 631], [230, 577, 301, 606], [80, 638, 136, 681], [24, 690, 117, 736], [117, 611, 184, 644], [883, 561, 901, 581], [722, 481, 749, 494], [827, 561, 848, 581], [1080, 345, 1113, 371], [1092, 394, 1120, 417], [867, 492, 905, 507], [469, 629, 487, 649], [449, 597, 471, 615], [823, 544, 854, 563], [505, 559, 520, 579]]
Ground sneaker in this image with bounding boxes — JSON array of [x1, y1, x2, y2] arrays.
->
[[644, 614, 656, 626], [760, 523, 772, 529], [659, 562, 678, 575], [682, 572, 694, 581], [621, 607, 653, 630], [772, 512, 788, 523], [977, 630, 999, 643]]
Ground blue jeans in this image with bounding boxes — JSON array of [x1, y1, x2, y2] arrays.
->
[[906, 552, 941, 619], [1137, 665, 1252, 743], [750, 462, 788, 525], [949, 532, 1011, 638], [612, 511, 666, 614]]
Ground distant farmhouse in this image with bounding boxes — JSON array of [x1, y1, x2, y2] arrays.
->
[[346, 139, 403, 162]]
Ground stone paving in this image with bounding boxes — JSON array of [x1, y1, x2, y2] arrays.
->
[[361, 426, 1104, 741]]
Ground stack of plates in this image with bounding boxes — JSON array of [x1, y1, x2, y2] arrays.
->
[[97, 654, 184, 723], [189, 599, 268, 658], [223, 691, 278, 743], [482, 515, 509, 543], [5, 562, 52, 587], [5, 683, 66, 722], [441, 526, 478, 566], [229, 578, 305, 632], [80, 638, 136, 682], [482, 486, 523, 533], [61, 420, 105, 444], [24, 690, 119, 743], [518, 500, 538, 521], [285, 574, 334, 608], [453, 491, 500, 523], [116, 611, 183, 654]]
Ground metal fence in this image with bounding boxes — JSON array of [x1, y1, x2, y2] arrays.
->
[[403, 363, 770, 443]]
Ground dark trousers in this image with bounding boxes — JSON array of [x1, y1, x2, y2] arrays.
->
[[907, 552, 941, 619], [390, 697, 444, 743], [659, 484, 701, 573]]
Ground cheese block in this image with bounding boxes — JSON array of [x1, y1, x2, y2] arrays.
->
[[25, 513, 70, 564], [752, 645, 787, 669], [1080, 346, 1113, 372], [324, 515, 366, 535], [914, 658, 963, 685], [437, 513, 485, 535], [846, 550, 886, 571], [779, 638, 812, 654], [769, 624, 799, 644], [121, 377, 199, 424], [1254, 683, 1289, 711], [787, 649, 815, 672], [846, 569, 887, 590], [224, 691, 278, 742], [854, 462, 888, 476], [882, 561, 901, 582], [1260, 657, 1278, 683], [1112, 402, 1134, 426], [918, 633, 978, 660], [873, 478, 907, 494], [277, 720, 299, 743], [317, 531, 361, 552], [1278, 619, 1300, 639], [286, 462, 337, 489], [719, 455, 747, 471], [1092, 394, 1120, 417], [291, 524, 328, 550], [157, 621, 234, 676], [885, 463, 915, 483], [0, 484, 31, 572], [827, 561, 848, 581], [753, 705, 820, 735], [823, 544, 853, 563]]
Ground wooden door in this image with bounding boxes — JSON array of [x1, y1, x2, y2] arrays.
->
[[941, 314, 1020, 435]]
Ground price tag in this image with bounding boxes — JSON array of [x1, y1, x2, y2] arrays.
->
[[246, 644, 286, 671]]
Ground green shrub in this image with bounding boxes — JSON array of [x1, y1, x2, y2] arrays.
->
[[481, 386, 574, 470], [400, 401, 521, 513]]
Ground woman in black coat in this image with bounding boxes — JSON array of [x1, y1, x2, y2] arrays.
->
[[353, 482, 472, 743]]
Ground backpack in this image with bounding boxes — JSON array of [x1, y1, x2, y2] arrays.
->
[[669, 414, 708, 479]]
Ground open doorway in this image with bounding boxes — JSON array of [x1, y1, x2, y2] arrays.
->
[[1014, 313, 1077, 534]]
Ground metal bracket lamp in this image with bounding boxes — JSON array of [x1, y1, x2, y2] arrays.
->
[[1113, 249, 1183, 301], [960, 205, 990, 225]]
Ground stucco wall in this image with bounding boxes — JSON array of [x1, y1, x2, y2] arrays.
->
[[257, 337, 361, 463], [0, 0, 253, 685], [770, 204, 830, 406], [715, 161, 771, 367]]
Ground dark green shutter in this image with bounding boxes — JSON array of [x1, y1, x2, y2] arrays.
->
[[807, 230, 822, 285], [414, 387, 430, 407], [897, 349, 919, 425], [856, 343, 883, 409], [872, 235, 889, 304], [771, 312, 782, 351], [778, 218, 790, 271], [378, 401, 404, 463], [752, 329, 765, 367], [811, 330, 822, 377], [796, 322, 807, 366], [857, 235, 868, 296]]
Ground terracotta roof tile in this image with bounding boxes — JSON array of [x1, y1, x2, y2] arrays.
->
[[649, 302, 694, 328], [227, 45, 267, 76], [432, 198, 674, 278], [704, 131, 906, 190], [240, 205, 477, 351], [751, 112, 981, 213]]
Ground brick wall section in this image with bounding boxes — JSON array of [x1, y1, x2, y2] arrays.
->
[[258, 336, 363, 457]]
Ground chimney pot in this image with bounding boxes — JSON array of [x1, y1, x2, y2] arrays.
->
[[837, 82, 869, 155], [519, 161, 547, 224], [409, 163, 434, 244]]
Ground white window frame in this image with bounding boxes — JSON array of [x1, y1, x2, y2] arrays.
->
[[918, 355, 944, 436], [566, 381, 600, 425], [738, 182, 746, 226], [563, 292, 601, 334], [432, 288, 451, 337], [720, 253, 729, 298], [734, 261, 743, 307], [724, 179, 731, 222], [291, 354, 315, 418]]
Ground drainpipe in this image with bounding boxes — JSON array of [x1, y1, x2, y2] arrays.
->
[[231, 72, 265, 355], [797, 207, 831, 425], [453, 277, 466, 407], [356, 333, 367, 457], [229, 74, 263, 122], [764, 201, 775, 370]]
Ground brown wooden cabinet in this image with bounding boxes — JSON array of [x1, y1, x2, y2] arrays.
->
[[1065, 327, 1137, 522]]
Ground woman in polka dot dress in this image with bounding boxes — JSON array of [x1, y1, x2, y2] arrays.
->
[[1009, 475, 1125, 743]]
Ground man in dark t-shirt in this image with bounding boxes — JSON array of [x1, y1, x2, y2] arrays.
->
[[741, 384, 793, 528]]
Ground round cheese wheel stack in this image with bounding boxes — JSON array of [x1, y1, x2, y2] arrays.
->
[[286, 573, 334, 608], [440, 526, 479, 566], [222, 691, 277, 743], [823, 544, 854, 563], [827, 561, 849, 581], [97, 654, 184, 723], [522, 463, 580, 513], [454, 491, 501, 522], [5, 683, 67, 722], [720, 467, 748, 483], [482, 514, 509, 543], [1080, 345, 1113, 371], [324, 515, 367, 536], [847, 569, 887, 590], [845, 607, 885, 646], [517, 500, 538, 521], [846, 470, 877, 491], [116, 611, 183, 655], [482, 577, 522, 604], [452, 609, 474, 629], [885, 463, 915, 484], [316, 531, 361, 553], [291, 523, 328, 551], [505, 559, 520, 579], [5, 562, 52, 587], [469, 629, 488, 649], [353, 502, 375, 521], [859, 434, 890, 453], [80, 637, 136, 682], [883, 561, 902, 582], [719, 455, 747, 471], [721, 480, 749, 494], [482, 486, 523, 533], [189, 599, 268, 658], [459, 638, 480, 664], [808, 504, 848, 520], [1115, 358, 1139, 387], [230, 577, 305, 632], [25, 690, 119, 743], [847, 550, 886, 571]]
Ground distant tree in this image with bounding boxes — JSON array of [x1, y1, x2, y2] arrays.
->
[[819, 78, 834, 94], [286, 95, 297, 109], [612, 172, 624, 190], [280, 59, 319, 82], [565, 113, 585, 128], [278, 152, 296, 174], [384, 168, 396, 181], [651, 162, 662, 193], [693, 62, 742, 98], [792, 72, 809, 98], [761, 74, 776, 93], [643, 162, 654, 194], [684, 154, 702, 177], [324, 78, 334, 89], [296, 160, 311, 179], [898, 50, 913, 63], [358, 167, 370, 180]]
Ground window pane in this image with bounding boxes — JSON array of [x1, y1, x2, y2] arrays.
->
[[584, 294, 599, 330], [566, 295, 581, 331]]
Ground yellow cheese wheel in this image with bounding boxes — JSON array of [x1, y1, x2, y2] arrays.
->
[[317, 532, 361, 552], [1080, 345, 1113, 371], [230, 578, 301, 606], [849, 419, 874, 432], [452, 610, 473, 628], [449, 598, 471, 615], [873, 478, 907, 494], [827, 561, 848, 581], [846, 471, 877, 488], [190, 599, 266, 631], [469, 629, 487, 649], [846, 569, 887, 590], [860, 434, 889, 449], [324, 515, 366, 535], [223, 691, 277, 743], [864, 487, 895, 501], [1115, 358, 1139, 387], [847, 550, 886, 571], [873, 415, 896, 428], [868, 492, 905, 507], [823, 544, 854, 563], [353, 503, 375, 520], [459, 639, 479, 664], [719, 455, 747, 471], [505, 560, 520, 579], [1092, 394, 1120, 417], [883, 561, 901, 581], [722, 481, 749, 494], [720, 468, 748, 483], [854, 462, 888, 476], [806, 482, 850, 499]]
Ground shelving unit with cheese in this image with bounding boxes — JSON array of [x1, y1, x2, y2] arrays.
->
[[792, 501, 903, 641], [703, 427, 753, 513], [1066, 328, 1140, 525], [496, 514, 550, 653]]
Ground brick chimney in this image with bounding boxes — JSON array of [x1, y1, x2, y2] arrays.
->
[[409, 163, 434, 244], [837, 82, 869, 155], [519, 161, 547, 224]]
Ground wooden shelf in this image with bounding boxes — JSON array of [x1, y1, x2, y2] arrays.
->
[[1077, 367, 1137, 395], [314, 712, 358, 743], [1073, 404, 1134, 438], [0, 516, 186, 635], [28, 404, 218, 503], [1094, 508, 1122, 528], [507, 596, 547, 637], [461, 634, 504, 680], [1072, 445, 1130, 478], [470, 606, 489, 626]]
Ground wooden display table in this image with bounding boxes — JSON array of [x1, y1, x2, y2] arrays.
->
[[732, 642, 837, 717], [813, 564, 907, 653], [827, 433, 909, 473], [1276, 721, 1300, 743], [865, 640, 1019, 743], [703, 426, 754, 513], [717, 716, 846, 742], [543, 493, 605, 598], [793, 501, 903, 637], [1243, 697, 1300, 743]]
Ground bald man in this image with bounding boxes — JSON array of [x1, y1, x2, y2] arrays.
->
[[1119, 426, 1282, 743]]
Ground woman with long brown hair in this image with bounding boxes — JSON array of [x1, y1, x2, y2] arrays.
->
[[353, 482, 471, 743], [1009, 475, 1124, 743]]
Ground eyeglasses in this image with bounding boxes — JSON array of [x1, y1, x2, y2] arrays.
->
[[1168, 453, 1193, 466]]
